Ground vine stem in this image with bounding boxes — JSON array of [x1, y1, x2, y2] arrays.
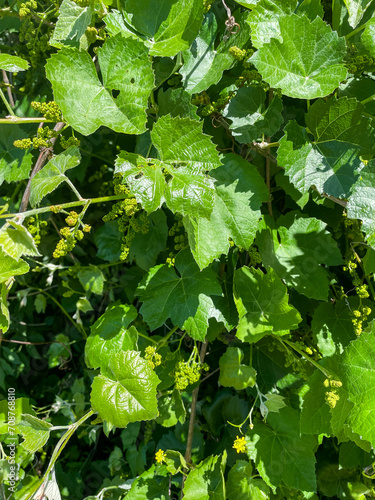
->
[[24, 409, 95, 500], [182, 340, 208, 496], [0, 194, 127, 220], [0, 87, 15, 116], [2, 70, 15, 108], [19, 121, 65, 212], [0, 116, 52, 124]]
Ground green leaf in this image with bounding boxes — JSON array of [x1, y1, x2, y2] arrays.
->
[[34, 293, 46, 314], [183, 451, 227, 500], [234, 266, 302, 343], [361, 18, 375, 54], [0, 283, 10, 333], [77, 266, 105, 295], [300, 367, 332, 436], [305, 96, 375, 157], [164, 450, 187, 475], [343, 0, 373, 27], [347, 160, 375, 247], [29, 146, 81, 207], [180, 11, 251, 94], [126, 465, 169, 500], [0, 221, 40, 260], [0, 397, 35, 433], [256, 217, 343, 300], [137, 248, 222, 338], [0, 53, 29, 71], [246, 0, 297, 49], [223, 87, 283, 143], [94, 221, 122, 262], [184, 154, 268, 269], [90, 350, 160, 428], [226, 460, 270, 500], [263, 393, 286, 413], [0, 125, 32, 186], [157, 88, 198, 119], [85, 303, 138, 370], [247, 406, 317, 491], [156, 389, 185, 427], [250, 14, 347, 99], [123, 0, 204, 56], [45, 34, 154, 135], [219, 347, 256, 390], [16, 414, 52, 453], [0, 248, 29, 283], [50, 0, 93, 48], [339, 322, 375, 447], [311, 301, 356, 357], [277, 120, 362, 202], [115, 115, 220, 218]]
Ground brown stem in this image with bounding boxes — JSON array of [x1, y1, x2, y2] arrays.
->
[[2, 70, 15, 107], [19, 121, 65, 213], [182, 341, 208, 495]]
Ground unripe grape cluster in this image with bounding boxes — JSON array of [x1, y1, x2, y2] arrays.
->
[[173, 360, 209, 390], [166, 216, 188, 264], [144, 346, 162, 369], [60, 136, 80, 149], [323, 378, 342, 409], [26, 217, 48, 245], [53, 211, 91, 259], [31, 101, 62, 122], [19, 0, 37, 18]]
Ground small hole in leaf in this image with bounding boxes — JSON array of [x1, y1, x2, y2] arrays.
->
[[130, 78, 135, 84], [112, 89, 120, 99], [134, 173, 143, 179]]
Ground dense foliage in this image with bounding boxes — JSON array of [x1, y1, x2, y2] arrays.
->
[[1, 0, 375, 498]]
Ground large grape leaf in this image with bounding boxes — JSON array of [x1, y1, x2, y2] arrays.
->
[[49, 0, 93, 48], [234, 266, 302, 343], [0, 125, 32, 186], [184, 154, 268, 269], [347, 161, 375, 247], [90, 350, 160, 428], [305, 96, 375, 157], [246, 406, 317, 491], [223, 87, 283, 144], [256, 217, 343, 300], [250, 14, 347, 99], [45, 34, 154, 135], [219, 347, 256, 390], [180, 11, 251, 94], [277, 120, 362, 203], [343, 0, 373, 27], [338, 322, 375, 447], [29, 146, 81, 206], [311, 301, 356, 357], [183, 452, 226, 500], [85, 304, 138, 369], [246, 0, 297, 48], [115, 115, 221, 218], [137, 248, 222, 339], [0, 221, 40, 261], [122, 0, 204, 57]]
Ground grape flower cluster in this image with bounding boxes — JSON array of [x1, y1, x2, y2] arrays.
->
[[53, 211, 91, 259]]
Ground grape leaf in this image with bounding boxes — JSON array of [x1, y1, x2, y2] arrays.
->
[[77, 266, 105, 295], [94, 221, 122, 262], [156, 389, 185, 427], [223, 87, 283, 144], [0, 125, 32, 186], [226, 460, 270, 500], [183, 451, 227, 500], [180, 11, 251, 94], [90, 350, 160, 428], [46, 34, 154, 135], [234, 266, 302, 343], [311, 301, 356, 357], [305, 96, 375, 157], [277, 120, 362, 203], [157, 88, 198, 119], [126, 465, 169, 500], [0, 221, 40, 260], [361, 18, 375, 54], [0, 283, 10, 333], [250, 14, 347, 99], [184, 154, 268, 269], [246, 0, 297, 49], [339, 322, 375, 447], [301, 367, 332, 436], [85, 303, 138, 370], [50, 0, 93, 48], [29, 146, 81, 206], [115, 115, 221, 218], [0, 54, 29, 71], [137, 248, 222, 338], [247, 406, 317, 491], [256, 217, 343, 300], [122, 0, 204, 57], [347, 160, 375, 247], [219, 347, 256, 390], [17, 414, 52, 453], [343, 0, 373, 28], [0, 248, 29, 283]]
